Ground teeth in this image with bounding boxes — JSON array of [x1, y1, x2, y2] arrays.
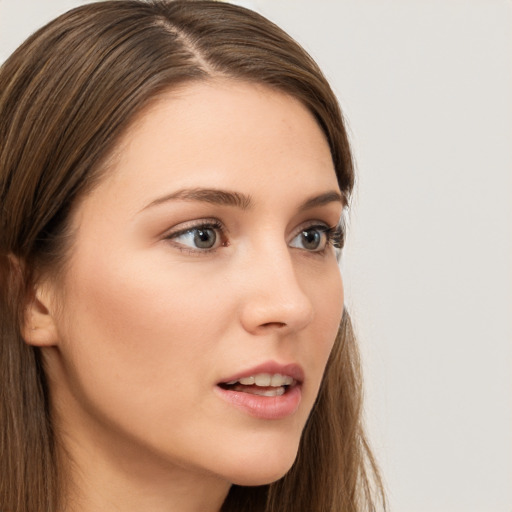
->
[[228, 373, 295, 387], [249, 387, 286, 397], [272, 374, 294, 386], [254, 374, 271, 386]]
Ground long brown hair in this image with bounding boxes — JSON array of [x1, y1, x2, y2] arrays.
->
[[0, 1, 385, 511]]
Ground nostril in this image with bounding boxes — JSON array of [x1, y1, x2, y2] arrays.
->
[[260, 322, 286, 329]]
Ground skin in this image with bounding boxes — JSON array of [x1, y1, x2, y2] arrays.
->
[[26, 80, 345, 512]]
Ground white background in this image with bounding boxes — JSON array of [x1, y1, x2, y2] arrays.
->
[[1, 1, 510, 511]]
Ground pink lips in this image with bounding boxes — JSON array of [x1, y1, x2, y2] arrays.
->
[[215, 361, 304, 420]]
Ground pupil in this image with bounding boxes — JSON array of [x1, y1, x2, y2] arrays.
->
[[302, 229, 321, 250], [194, 228, 216, 248]]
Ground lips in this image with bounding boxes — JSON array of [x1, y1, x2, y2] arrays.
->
[[215, 361, 304, 420]]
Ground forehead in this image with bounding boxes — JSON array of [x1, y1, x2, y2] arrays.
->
[[77, 80, 339, 220]]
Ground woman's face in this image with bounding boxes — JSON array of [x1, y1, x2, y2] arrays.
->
[[42, 81, 344, 488]]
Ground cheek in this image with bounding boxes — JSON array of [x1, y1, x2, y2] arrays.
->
[[76, 262, 214, 341], [299, 264, 344, 400], [50, 251, 244, 472], [309, 262, 344, 338], [54, 250, 230, 415]]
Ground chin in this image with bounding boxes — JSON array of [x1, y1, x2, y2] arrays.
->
[[230, 466, 293, 487], [224, 443, 299, 487]]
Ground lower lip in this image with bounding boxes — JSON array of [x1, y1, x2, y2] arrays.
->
[[215, 385, 302, 420]]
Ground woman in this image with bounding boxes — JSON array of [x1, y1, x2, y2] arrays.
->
[[0, 1, 385, 511]]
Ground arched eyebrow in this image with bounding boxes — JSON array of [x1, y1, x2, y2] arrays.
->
[[140, 188, 343, 212], [140, 188, 253, 211], [298, 191, 344, 211]]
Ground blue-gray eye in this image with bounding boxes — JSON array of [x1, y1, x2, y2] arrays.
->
[[290, 226, 327, 252], [172, 226, 219, 249]]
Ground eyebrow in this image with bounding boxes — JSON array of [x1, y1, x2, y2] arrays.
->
[[141, 188, 253, 211], [298, 190, 344, 211], [140, 188, 343, 212]]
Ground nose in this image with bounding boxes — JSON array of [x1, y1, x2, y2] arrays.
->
[[238, 246, 314, 336]]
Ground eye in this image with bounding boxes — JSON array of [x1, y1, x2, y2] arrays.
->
[[289, 225, 329, 252], [166, 221, 225, 251]]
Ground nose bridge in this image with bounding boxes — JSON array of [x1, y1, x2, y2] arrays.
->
[[239, 238, 314, 334]]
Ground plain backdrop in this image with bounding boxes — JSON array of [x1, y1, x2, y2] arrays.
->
[[1, 1, 511, 511]]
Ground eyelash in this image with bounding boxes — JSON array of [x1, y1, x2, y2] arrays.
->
[[164, 219, 345, 255], [322, 224, 345, 251]]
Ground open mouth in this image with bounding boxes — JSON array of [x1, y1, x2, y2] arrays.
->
[[218, 373, 297, 397], [215, 367, 303, 419]]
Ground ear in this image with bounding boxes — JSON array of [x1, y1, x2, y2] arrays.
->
[[21, 282, 60, 347]]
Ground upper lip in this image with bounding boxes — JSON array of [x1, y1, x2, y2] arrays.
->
[[218, 361, 304, 385]]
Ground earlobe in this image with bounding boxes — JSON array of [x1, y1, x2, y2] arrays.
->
[[21, 284, 60, 347]]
